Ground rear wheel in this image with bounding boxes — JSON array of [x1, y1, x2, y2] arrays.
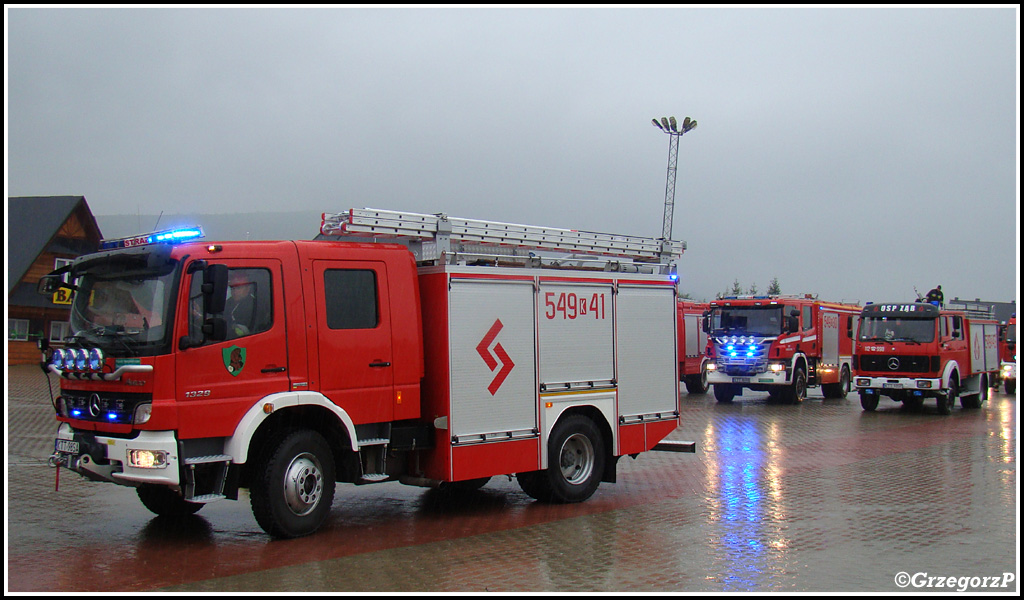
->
[[517, 414, 605, 503], [824, 366, 851, 399], [961, 375, 987, 409], [250, 429, 336, 538], [137, 484, 204, 517]]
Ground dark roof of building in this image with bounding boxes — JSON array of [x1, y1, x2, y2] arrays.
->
[[7, 196, 102, 293]]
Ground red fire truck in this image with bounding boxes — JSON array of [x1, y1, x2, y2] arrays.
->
[[853, 302, 1001, 414], [39, 209, 693, 538], [677, 300, 710, 394], [703, 295, 860, 403], [997, 315, 1015, 394]]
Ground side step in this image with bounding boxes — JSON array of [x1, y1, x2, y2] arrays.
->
[[651, 440, 697, 453]]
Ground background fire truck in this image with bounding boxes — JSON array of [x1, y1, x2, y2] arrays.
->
[[854, 302, 1001, 414], [39, 209, 693, 538], [997, 315, 1016, 394], [703, 295, 860, 403], [677, 300, 710, 394]]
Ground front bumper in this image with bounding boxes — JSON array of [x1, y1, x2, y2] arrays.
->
[[854, 375, 943, 395], [707, 368, 789, 387], [51, 423, 181, 486]]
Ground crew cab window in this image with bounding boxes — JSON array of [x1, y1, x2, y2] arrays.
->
[[188, 267, 273, 342], [323, 269, 378, 330], [802, 306, 813, 331]]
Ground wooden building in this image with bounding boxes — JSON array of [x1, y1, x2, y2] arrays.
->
[[8, 196, 102, 365]]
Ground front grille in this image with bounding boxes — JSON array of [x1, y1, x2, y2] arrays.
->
[[856, 355, 936, 374], [60, 390, 152, 424]]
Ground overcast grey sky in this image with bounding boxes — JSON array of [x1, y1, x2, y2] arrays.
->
[[5, 6, 1019, 304]]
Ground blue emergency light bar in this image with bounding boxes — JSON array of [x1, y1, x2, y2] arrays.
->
[[100, 226, 204, 250]]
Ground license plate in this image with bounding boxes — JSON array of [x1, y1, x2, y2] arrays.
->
[[882, 382, 903, 389], [733, 377, 750, 383], [55, 439, 80, 455]]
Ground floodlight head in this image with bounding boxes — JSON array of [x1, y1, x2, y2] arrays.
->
[[669, 116, 678, 131], [661, 117, 671, 130], [652, 118, 663, 130]]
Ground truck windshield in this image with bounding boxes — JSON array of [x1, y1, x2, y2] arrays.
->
[[858, 316, 935, 343], [67, 272, 177, 354], [711, 306, 783, 336]]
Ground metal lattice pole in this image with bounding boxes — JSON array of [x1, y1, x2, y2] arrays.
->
[[652, 116, 697, 241]]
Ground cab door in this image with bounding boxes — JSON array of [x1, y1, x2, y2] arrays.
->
[[175, 259, 290, 439], [311, 260, 394, 424]]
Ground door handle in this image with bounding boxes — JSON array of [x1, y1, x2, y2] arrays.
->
[[369, 361, 392, 368], [261, 366, 287, 373]]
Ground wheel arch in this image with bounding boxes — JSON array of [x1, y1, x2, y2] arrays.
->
[[225, 391, 357, 468]]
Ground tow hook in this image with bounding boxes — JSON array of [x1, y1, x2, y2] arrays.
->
[[48, 453, 70, 468]]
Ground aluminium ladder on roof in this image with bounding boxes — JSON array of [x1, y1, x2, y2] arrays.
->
[[320, 208, 684, 266]]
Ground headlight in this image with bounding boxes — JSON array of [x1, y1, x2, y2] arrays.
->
[[917, 380, 933, 389], [127, 449, 168, 469], [87, 348, 105, 371], [769, 362, 786, 372], [706, 363, 717, 371]]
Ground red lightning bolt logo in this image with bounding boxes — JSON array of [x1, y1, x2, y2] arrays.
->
[[476, 319, 515, 395]]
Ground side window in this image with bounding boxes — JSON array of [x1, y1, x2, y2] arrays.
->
[[323, 269, 378, 329], [187, 267, 273, 343], [951, 316, 963, 339], [802, 306, 813, 331], [939, 317, 948, 339]]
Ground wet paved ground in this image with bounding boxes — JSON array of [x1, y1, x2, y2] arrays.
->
[[6, 364, 1018, 593]]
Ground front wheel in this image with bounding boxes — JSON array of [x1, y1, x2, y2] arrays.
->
[[713, 384, 737, 403], [517, 414, 605, 503], [250, 429, 336, 538], [137, 484, 203, 517], [784, 367, 807, 404], [1005, 379, 1016, 395], [685, 364, 710, 394], [936, 379, 958, 415], [860, 391, 879, 411]]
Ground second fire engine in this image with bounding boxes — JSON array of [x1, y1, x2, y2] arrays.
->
[[704, 295, 861, 403]]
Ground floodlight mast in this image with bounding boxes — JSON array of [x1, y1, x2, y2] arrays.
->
[[651, 115, 697, 241]]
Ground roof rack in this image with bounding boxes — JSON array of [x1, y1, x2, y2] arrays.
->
[[320, 208, 683, 273]]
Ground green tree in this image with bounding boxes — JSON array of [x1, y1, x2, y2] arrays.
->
[[747, 282, 758, 295], [767, 277, 781, 295]]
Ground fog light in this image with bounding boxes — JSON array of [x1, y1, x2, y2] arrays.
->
[[127, 449, 168, 469], [133, 403, 152, 425]]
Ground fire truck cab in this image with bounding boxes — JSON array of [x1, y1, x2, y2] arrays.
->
[[703, 295, 860, 403]]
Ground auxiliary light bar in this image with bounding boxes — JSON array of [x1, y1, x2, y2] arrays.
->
[[100, 226, 204, 250]]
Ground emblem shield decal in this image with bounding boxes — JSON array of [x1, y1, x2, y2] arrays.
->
[[223, 345, 246, 376]]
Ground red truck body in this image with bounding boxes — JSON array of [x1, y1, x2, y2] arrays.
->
[[998, 316, 1016, 394], [704, 295, 861, 403], [677, 300, 710, 394], [853, 302, 1001, 414], [41, 212, 690, 538]]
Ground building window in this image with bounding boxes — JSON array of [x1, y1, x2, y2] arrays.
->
[[8, 319, 30, 341], [50, 321, 71, 343]]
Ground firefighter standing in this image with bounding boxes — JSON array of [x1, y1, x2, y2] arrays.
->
[[926, 285, 944, 308]]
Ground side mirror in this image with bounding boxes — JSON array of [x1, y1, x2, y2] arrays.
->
[[37, 274, 67, 295], [203, 264, 229, 315]]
